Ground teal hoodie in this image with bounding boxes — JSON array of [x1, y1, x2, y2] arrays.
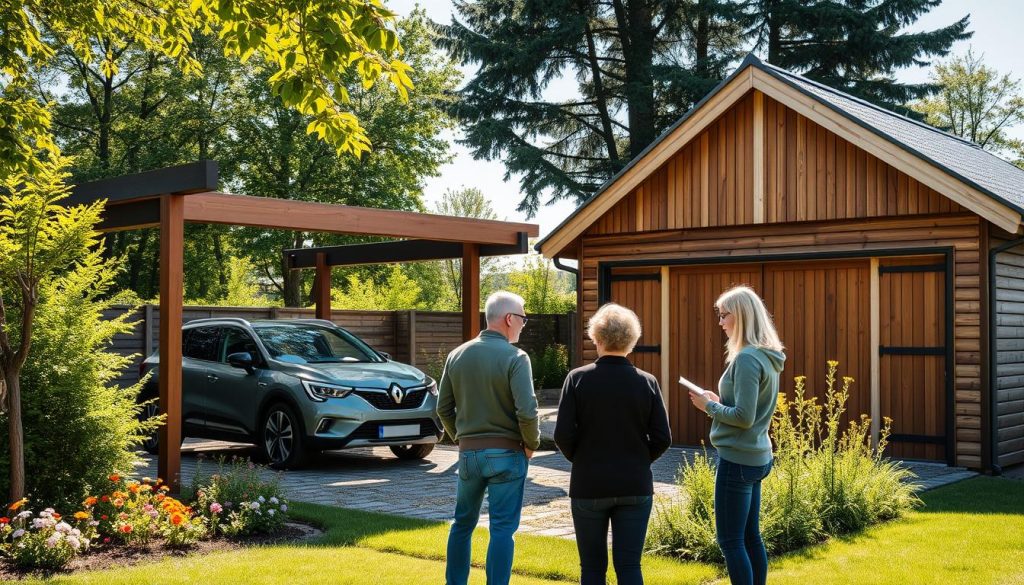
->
[[707, 345, 786, 467]]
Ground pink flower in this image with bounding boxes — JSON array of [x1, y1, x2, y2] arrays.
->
[[209, 503, 223, 515]]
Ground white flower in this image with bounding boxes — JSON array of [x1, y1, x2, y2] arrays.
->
[[250, 501, 260, 510], [40, 508, 54, 518], [67, 535, 81, 550], [45, 534, 61, 548], [258, 496, 265, 503], [71, 528, 82, 537], [55, 521, 73, 534], [11, 529, 25, 539], [267, 509, 275, 516], [15, 511, 31, 521], [32, 518, 46, 529], [269, 497, 279, 505], [88, 521, 99, 527], [280, 504, 288, 513]]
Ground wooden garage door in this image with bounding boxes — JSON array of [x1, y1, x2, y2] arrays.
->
[[668, 264, 763, 445], [878, 258, 948, 461], [762, 260, 872, 434], [607, 267, 662, 378]]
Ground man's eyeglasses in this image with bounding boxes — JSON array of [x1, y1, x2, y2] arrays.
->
[[509, 313, 529, 325]]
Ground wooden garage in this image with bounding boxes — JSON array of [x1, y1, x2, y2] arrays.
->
[[536, 55, 1024, 471]]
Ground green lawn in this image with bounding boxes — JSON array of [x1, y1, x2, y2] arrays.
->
[[11, 477, 1023, 584]]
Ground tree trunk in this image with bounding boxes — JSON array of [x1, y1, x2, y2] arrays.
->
[[615, 0, 657, 158], [5, 369, 24, 501]]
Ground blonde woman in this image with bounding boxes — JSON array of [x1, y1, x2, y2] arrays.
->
[[689, 286, 785, 585], [555, 303, 671, 585]]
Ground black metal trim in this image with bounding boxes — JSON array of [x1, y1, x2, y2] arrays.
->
[[888, 433, 946, 445], [284, 232, 529, 268], [67, 160, 218, 206], [609, 274, 661, 282], [598, 264, 613, 306], [633, 345, 660, 353], [878, 263, 946, 274], [879, 346, 945, 356], [944, 251, 955, 466]]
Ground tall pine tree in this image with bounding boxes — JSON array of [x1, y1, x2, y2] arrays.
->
[[746, 0, 971, 110], [441, 0, 745, 215]]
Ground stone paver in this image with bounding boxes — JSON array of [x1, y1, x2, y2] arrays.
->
[[136, 438, 976, 539]]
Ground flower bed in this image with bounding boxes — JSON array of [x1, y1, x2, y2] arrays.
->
[[0, 458, 293, 574]]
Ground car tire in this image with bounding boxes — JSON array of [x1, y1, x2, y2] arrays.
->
[[261, 403, 308, 470], [390, 444, 435, 460], [139, 394, 161, 455]]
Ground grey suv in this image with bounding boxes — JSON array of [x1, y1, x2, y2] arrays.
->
[[139, 318, 443, 468]]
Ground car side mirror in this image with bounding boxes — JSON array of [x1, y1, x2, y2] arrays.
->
[[227, 351, 256, 374], [378, 351, 391, 361]]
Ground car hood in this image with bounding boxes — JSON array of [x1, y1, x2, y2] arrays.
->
[[273, 359, 429, 389]]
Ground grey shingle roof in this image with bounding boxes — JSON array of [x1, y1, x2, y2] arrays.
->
[[537, 54, 1024, 252], [760, 59, 1024, 215]]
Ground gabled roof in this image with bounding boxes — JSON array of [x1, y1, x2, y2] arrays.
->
[[537, 54, 1024, 257]]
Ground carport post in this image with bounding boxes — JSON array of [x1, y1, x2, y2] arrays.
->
[[462, 244, 480, 340], [314, 252, 332, 321], [158, 194, 184, 491]]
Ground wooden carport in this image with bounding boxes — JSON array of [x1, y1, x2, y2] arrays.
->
[[68, 161, 538, 489]]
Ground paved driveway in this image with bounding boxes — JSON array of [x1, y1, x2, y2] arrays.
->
[[136, 440, 976, 539]]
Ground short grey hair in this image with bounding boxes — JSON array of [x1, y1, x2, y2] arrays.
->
[[485, 291, 526, 323], [587, 303, 641, 353]]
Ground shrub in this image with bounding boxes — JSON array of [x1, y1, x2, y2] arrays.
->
[[529, 344, 569, 389], [190, 456, 288, 536], [0, 260, 161, 511], [647, 361, 921, 562]]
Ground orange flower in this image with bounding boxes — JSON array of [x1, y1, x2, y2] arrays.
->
[[8, 498, 27, 511], [83, 496, 98, 507], [155, 494, 166, 502], [159, 485, 170, 492], [170, 512, 186, 526], [0, 517, 9, 524], [109, 473, 121, 483], [128, 483, 140, 494], [74, 511, 90, 521], [112, 498, 124, 508], [52, 512, 62, 521], [120, 524, 132, 534]]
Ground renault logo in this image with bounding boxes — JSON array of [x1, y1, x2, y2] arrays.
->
[[389, 383, 405, 404]]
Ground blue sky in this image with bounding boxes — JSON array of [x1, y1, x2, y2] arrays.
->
[[390, 1, 1024, 240]]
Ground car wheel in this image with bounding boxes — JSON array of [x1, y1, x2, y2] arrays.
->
[[139, 396, 161, 455], [261, 403, 308, 469], [390, 444, 435, 460]]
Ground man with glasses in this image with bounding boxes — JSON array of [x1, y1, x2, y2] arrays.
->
[[437, 291, 540, 585]]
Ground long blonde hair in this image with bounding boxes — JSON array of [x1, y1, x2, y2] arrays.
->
[[716, 286, 784, 363]]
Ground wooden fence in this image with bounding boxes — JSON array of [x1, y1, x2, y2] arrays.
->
[[107, 305, 576, 387]]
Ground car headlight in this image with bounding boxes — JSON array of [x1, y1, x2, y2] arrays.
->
[[301, 380, 354, 402], [426, 379, 438, 397]]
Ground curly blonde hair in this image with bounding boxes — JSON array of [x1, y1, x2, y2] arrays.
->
[[587, 303, 642, 353]]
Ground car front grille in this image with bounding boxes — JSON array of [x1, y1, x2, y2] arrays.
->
[[348, 418, 440, 441], [353, 388, 427, 410]]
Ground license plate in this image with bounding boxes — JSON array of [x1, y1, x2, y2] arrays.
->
[[379, 424, 419, 439]]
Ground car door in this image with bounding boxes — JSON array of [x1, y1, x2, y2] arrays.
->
[[181, 326, 222, 433], [204, 326, 264, 438]]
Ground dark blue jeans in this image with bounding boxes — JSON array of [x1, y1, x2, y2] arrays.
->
[[571, 495, 653, 585], [715, 458, 773, 585], [446, 449, 528, 585]]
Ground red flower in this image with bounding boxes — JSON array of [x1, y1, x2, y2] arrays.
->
[[109, 473, 121, 483], [103, 537, 111, 544], [100, 514, 108, 520], [120, 524, 132, 534], [0, 517, 8, 524], [101, 495, 110, 503]]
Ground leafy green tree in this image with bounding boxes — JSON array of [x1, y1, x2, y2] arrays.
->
[[442, 0, 746, 215], [0, 156, 107, 501], [228, 10, 460, 306], [506, 253, 576, 314], [912, 49, 1024, 167], [744, 0, 971, 111], [331, 265, 421, 310]]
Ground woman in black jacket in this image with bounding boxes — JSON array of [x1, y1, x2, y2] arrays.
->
[[554, 303, 672, 585]]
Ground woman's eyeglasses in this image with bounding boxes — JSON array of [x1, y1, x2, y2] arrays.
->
[[716, 310, 731, 321]]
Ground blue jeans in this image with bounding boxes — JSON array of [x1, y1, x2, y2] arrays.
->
[[446, 448, 528, 585], [571, 495, 653, 585], [715, 458, 773, 585]]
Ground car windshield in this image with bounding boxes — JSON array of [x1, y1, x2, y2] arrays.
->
[[253, 324, 383, 364]]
